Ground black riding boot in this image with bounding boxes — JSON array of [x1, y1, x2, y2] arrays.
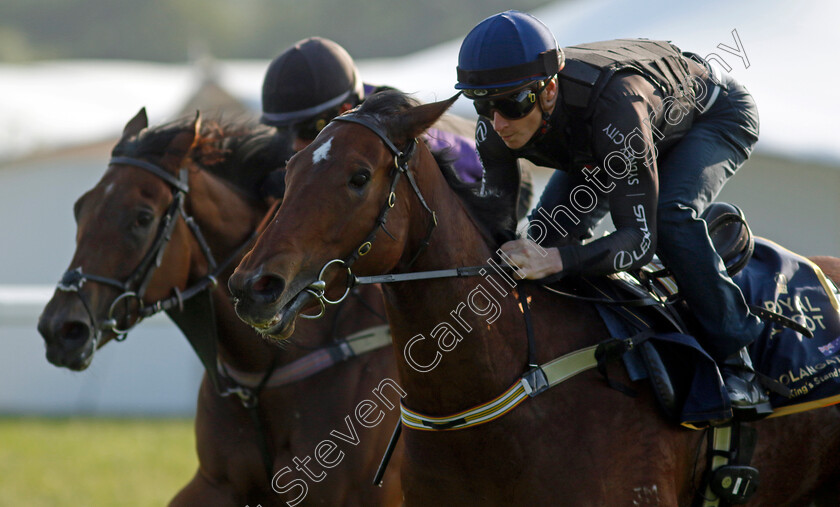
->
[[721, 347, 772, 420]]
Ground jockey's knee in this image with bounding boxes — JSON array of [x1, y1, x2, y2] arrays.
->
[[657, 201, 699, 225], [657, 201, 705, 234], [656, 201, 708, 258]]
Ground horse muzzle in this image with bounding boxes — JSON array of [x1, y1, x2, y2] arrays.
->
[[230, 268, 326, 340], [37, 308, 97, 371]]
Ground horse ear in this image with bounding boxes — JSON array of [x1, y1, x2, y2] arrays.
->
[[161, 111, 201, 170], [193, 110, 202, 140], [395, 94, 460, 142], [123, 107, 148, 138]]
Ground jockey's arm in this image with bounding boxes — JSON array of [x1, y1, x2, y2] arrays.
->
[[509, 75, 661, 280]]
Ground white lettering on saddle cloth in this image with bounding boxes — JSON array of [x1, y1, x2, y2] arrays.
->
[[763, 295, 827, 335], [777, 356, 840, 397]]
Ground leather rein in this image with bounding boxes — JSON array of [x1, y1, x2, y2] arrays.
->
[[298, 114, 668, 317]]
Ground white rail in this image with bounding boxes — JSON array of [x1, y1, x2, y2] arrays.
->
[[0, 285, 201, 416]]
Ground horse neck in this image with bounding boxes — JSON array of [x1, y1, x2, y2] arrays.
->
[[381, 148, 537, 413], [185, 168, 277, 372], [186, 168, 264, 266]]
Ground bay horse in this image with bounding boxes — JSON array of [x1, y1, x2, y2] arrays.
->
[[37, 109, 403, 506], [229, 91, 840, 506]]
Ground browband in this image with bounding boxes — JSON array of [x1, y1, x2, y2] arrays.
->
[[110, 156, 189, 194]]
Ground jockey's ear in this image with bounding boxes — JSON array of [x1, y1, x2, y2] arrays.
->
[[540, 78, 559, 112]]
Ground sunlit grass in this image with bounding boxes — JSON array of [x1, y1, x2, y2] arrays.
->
[[0, 417, 196, 506]]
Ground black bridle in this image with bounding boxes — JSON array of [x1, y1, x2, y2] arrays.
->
[[300, 114, 438, 318], [56, 156, 254, 343], [298, 114, 681, 318], [55, 155, 276, 481]]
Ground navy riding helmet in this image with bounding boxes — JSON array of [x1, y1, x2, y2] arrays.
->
[[456, 10, 564, 97], [261, 37, 364, 128]]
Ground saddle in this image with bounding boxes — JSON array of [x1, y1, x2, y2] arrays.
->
[[554, 200, 840, 426], [520, 202, 837, 505], [538, 203, 755, 425], [565, 203, 781, 506]]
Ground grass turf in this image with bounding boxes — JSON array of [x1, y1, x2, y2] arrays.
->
[[0, 416, 197, 506]]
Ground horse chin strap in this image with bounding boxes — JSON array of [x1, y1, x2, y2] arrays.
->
[[301, 114, 438, 319]]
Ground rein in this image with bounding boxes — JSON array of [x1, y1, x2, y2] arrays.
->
[[57, 155, 280, 480], [295, 114, 673, 314]]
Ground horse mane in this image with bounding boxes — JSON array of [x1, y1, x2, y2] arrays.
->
[[355, 90, 514, 239], [111, 115, 294, 200]]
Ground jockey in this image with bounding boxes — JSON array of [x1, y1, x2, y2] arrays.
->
[[455, 10, 769, 417], [259, 37, 484, 186]]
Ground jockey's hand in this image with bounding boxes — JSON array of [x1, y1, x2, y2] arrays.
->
[[499, 239, 563, 280]]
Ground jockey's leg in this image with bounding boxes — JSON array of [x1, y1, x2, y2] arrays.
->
[[656, 72, 769, 415]]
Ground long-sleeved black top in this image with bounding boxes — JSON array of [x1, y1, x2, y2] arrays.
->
[[476, 58, 710, 276]]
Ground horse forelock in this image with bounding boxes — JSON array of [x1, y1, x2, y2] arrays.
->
[[354, 90, 419, 143], [112, 115, 294, 200], [112, 116, 192, 160]]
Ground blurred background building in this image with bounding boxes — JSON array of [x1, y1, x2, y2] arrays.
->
[[1, 0, 838, 415]]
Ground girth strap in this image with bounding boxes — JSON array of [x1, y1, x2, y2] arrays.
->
[[522, 345, 600, 396], [219, 324, 392, 389], [400, 345, 600, 431]]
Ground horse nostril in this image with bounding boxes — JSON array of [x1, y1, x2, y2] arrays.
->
[[250, 274, 286, 304], [59, 321, 92, 343]]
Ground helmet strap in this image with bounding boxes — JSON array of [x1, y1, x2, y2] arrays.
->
[[539, 111, 551, 136], [521, 101, 553, 148]]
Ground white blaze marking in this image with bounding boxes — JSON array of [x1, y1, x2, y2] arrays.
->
[[104, 183, 115, 195], [312, 136, 333, 165]]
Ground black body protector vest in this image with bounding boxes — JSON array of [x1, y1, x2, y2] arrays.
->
[[555, 39, 699, 165]]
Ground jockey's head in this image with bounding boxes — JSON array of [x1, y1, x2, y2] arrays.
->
[[261, 37, 364, 151], [456, 11, 563, 149]]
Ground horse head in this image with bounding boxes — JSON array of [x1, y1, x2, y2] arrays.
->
[[229, 92, 459, 339], [37, 108, 202, 370]]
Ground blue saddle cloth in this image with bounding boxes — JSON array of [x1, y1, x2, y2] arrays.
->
[[736, 238, 840, 409], [594, 301, 733, 426], [592, 237, 840, 426]]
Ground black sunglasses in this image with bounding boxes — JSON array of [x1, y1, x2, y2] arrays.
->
[[473, 82, 546, 120]]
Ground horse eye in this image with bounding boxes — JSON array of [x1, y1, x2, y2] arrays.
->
[[349, 170, 370, 189], [135, 210, 155, 228]]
